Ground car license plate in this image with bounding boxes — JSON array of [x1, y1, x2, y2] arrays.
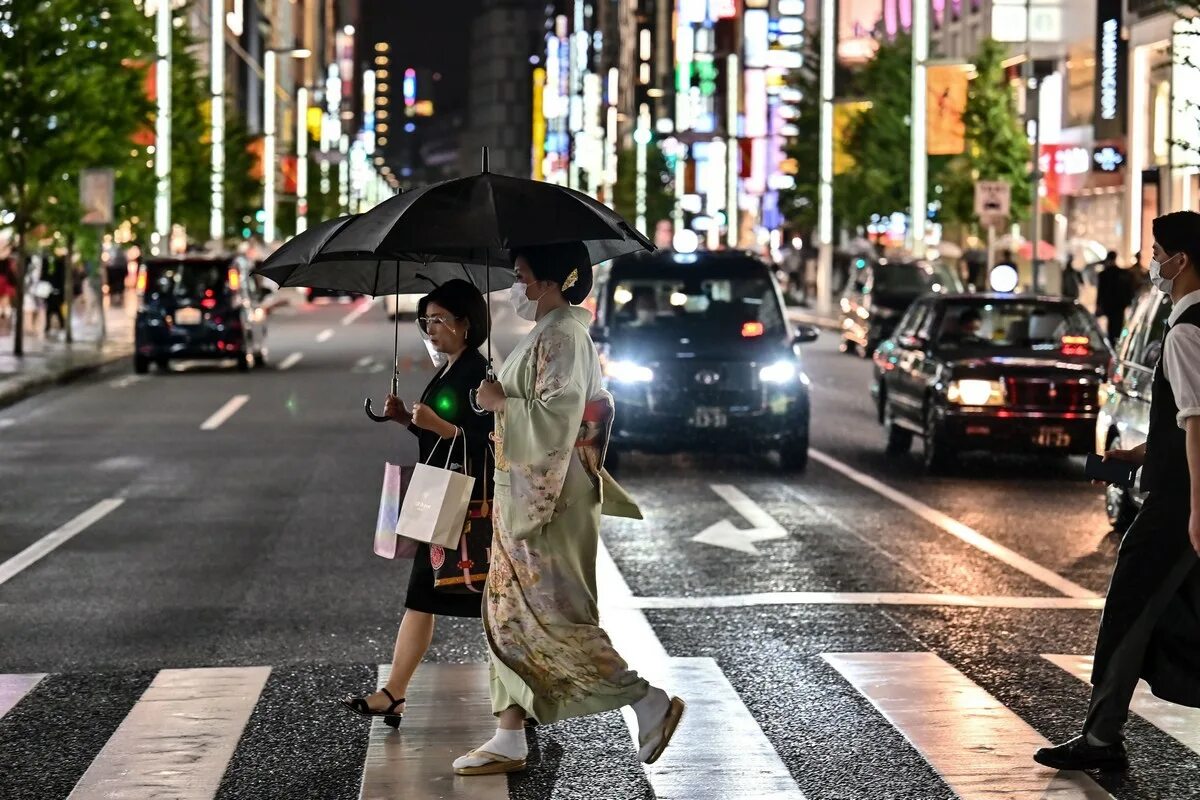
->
[[689, 407, 727, 429], [1034, 426, 1071, 448], [175, 307, 202, 326]]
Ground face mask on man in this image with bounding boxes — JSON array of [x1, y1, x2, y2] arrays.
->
[[1150, 253, 1185, 296], [510, 281, 541, 321]]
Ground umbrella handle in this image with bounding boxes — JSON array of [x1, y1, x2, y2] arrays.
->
[[365, 370, 400, 423], [469, 366, 497, 416]]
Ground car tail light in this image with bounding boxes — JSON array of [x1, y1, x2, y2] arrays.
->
[[741, 321, 765, 338], [201, 297, 218, 309], [227, 266, 241, 292], [1061, 335, 1090, 356]]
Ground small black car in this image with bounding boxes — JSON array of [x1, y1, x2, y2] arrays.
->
[[871, 294, 1112, 472], [840, 259, 964, 356], [134, 256, 268, 373], [593, 250, 817, 471]]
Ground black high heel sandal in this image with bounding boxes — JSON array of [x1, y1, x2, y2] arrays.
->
[[340, 687, 406, 729]]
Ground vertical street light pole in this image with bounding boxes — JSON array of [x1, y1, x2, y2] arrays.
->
[[263, 49, 277, 244], [816, 0, 836, 316], [154, 0, 172, 255], [635, 103, 650, 235], [1025, 0, 1043, 291], [727, 53, 740, 248], [909, 0, 929, 257], [209, 0, 224, 245], [296, 86, 309, 234]]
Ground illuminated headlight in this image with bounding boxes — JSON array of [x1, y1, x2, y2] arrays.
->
[[606, 360, 654, 383], [759, 361, 798, 384], [946, 379, 1006, 406]]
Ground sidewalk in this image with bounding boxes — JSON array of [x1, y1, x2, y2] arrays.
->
[[787, 304, 841, 332], [0, 294, 135, 410]]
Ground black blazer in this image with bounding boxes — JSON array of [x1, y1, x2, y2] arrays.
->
[[409, 349, 495, 501]]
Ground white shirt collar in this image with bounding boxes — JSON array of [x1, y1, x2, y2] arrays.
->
[[1168, 289, 1200, 326]]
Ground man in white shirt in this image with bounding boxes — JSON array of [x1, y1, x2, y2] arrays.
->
[[1036, 210, 1200, 771]]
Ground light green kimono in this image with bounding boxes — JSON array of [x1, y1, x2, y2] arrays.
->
[[485, 305, 646, 723]]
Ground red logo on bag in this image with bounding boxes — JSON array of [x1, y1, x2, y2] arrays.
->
[[430, 545, 445, 570]]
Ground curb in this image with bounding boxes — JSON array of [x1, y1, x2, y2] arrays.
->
[[0, 345, 132, 412]]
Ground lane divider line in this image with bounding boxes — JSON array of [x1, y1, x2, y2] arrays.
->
[[809, 448, 1099, 599], [316, 328, 334, 343], [0, 499, 125, 587], [623, 591, 1105, 611], [0, 419, 14, 430], [200, 395, 249, 431], [0, 674, 46, 722], [341, 297, 378, 326], [278, 352, 303, 371]]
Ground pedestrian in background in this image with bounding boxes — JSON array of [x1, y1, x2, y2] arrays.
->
[[461, 242, 684, 776], [1096, 251, 1134, 344], [1061, 255, 1081, 301], [340, 279, 494, 726], [0, 256, 15, 335], [42, 254, 66, 337], [1036, 211, 1200, 771]]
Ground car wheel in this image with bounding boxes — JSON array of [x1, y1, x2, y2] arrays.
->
[[884, 405, 913, 456], [134, 355, 149, 374], [236, 350, 251, 372], [253, 345, 268, 369], [921, 404, 954, 474], [779, 433, 809, 472], [155, 357, 170, 373]]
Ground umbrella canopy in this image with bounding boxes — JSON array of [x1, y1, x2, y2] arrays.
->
[[317, 171, 653, 267], [254, 214, 517, 296]]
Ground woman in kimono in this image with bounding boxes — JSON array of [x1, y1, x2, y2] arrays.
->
[[340, 279, 493, 726], [459, 242, 685, 776]]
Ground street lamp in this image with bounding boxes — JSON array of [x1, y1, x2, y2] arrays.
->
[[296, 86, 309, 235], [154, 0, 172, 254], [263, 47, 311, 244]]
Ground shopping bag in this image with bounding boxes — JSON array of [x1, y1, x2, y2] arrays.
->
[[374, 462, 418, 559], [396, 431, 476, 549], [432, 442, 494, 593]]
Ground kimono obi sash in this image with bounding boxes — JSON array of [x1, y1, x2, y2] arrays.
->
[[576, 398, 613, 448]]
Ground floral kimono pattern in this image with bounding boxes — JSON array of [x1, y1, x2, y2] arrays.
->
[[485, 305, 646, 723]]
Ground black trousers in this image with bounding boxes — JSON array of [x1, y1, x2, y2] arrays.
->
[[1101, 309, 1125, 346], [1083, 491, 1198, 742]]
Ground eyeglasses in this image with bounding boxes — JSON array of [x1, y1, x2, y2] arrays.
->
[[418, 315, 459, 333]]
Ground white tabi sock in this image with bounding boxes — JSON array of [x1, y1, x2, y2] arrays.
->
[[632, 686, 670, 743], [452, 727, 528, 769]]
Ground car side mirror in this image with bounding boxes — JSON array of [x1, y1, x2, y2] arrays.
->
[[793, 324, 820, 344]]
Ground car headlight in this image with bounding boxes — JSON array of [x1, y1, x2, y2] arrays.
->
[[759, 360, 798, 384], [606, 359, 654, 383], [946, 379, 1006, 406]]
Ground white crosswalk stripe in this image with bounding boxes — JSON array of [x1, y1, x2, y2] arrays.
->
[[5, 653, 1200, 799]]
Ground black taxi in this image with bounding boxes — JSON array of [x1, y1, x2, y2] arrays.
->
[[871, 294, 1112, 472], [592, 250, 818, 471]]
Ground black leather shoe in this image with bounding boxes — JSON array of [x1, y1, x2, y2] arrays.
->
[[1034, 735, 1128, 771]]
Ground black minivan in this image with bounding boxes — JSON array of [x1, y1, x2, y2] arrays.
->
[[134, 256, 269, 373], [592, 250, 817, 471]]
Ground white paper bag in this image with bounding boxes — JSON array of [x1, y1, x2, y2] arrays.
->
[[396, 432, 476, 548]]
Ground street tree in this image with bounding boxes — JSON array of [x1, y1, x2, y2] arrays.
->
[[778, 33, 822, 237], [0, 0, 154, 354], [937, 38, 1032, 229]]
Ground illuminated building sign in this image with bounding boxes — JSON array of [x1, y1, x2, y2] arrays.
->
[[1094, 0, 1126, 140], [1093, 144, 1126, 172]]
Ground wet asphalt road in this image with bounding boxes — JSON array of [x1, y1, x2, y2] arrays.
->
[[0, 297, 1195, 800]]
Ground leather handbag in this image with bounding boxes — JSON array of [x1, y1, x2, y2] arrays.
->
[[431, 443, 492, 593]]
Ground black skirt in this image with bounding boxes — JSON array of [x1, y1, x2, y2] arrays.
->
[[404, 542, 484, 618]]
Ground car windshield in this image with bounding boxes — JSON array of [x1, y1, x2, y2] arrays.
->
[[932, 301, 1104, 353], [607, 272, 785, 338], [870, 264, 949, 295], [143, 261, 230, 305]]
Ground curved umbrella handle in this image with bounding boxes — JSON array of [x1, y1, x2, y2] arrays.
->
[[469, 364, 497, 416], [364, 396, 391, 422]]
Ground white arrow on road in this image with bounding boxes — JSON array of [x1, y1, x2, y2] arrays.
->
[[690, 484, 788, 554]]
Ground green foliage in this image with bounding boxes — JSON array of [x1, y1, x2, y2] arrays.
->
[[778, 34, 822, 234], [937, 38, 1032, 228], [613, 144, 674, 233]]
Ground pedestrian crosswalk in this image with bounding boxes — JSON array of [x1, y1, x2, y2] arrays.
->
[[3, 653, 1200, 800]]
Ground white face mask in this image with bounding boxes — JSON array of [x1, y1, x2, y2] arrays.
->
[[1150, 254, 1182, 296], [510, 281, 540, 321]]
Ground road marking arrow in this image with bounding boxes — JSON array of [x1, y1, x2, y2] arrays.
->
[[690, 484, 788, 554]]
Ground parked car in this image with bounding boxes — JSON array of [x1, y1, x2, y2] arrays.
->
[[840, 259, 964, 356], [134, 255, 268, 373], [306, 287, 359, 302], [871, 294, 1112, 472], [384, 293, 421, 320], [593, 250, 818, 472], [1096, 290, 1169, 530]]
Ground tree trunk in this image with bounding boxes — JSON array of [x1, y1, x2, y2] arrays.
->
[[12, 227, 26, 357]]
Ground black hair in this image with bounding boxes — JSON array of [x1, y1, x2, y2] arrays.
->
[[417, 278, 488, 350], [1152, 211, 1200, 274], [509, 241, 594, 305]]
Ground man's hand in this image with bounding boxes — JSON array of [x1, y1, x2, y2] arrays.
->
[[384, 394, 412, 425], [475, 379, 507, 413]]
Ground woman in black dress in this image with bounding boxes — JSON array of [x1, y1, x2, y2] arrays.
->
[[342, 279, 493, 724]]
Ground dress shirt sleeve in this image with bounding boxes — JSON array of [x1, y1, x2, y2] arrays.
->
[[1164, 325, 1200, 428]]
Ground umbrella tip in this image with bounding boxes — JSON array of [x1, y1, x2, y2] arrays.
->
[[481, 146, 490, 174]]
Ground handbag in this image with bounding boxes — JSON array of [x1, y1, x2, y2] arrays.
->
[[373, 462, 419, 559], [431, 443, 493, 593], [395, 429, 477, 548]]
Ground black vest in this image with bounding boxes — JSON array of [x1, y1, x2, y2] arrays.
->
[[1141, 301, 1200, 495]]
